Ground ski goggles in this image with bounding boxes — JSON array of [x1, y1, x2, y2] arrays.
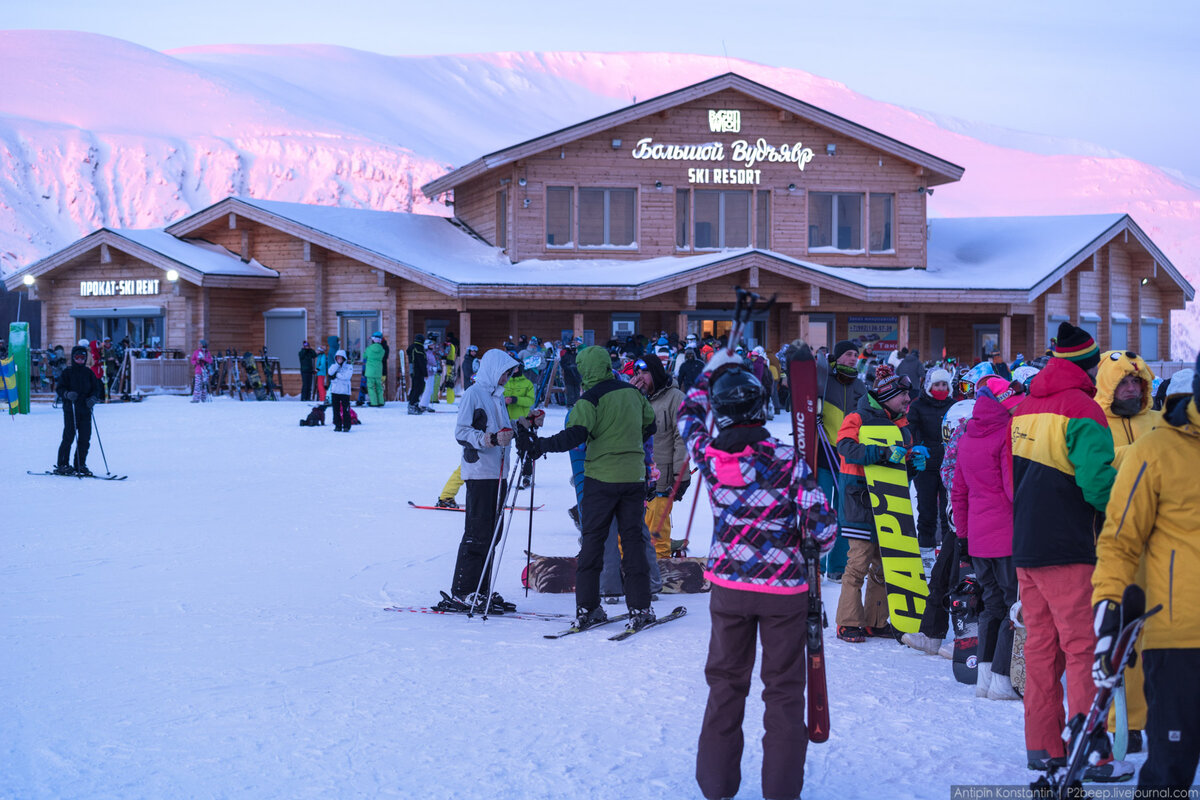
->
[[633, 359, 650, 371]]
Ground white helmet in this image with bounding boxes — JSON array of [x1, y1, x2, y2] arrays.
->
[[942, 399, 976, 443], [78, 338, 90, 347]]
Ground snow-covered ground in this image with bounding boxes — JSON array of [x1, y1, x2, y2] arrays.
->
[[1, 395, 1147, 799]]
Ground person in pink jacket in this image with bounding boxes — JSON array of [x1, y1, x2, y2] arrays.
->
[[188, 339, 214, 403], [952, 375, 1027, 701]]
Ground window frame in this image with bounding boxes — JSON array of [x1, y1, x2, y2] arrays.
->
[[868, 193, 894, 254], [807, 191, 865, 254], [545, 186, 574, 248], [693, 189, 752, 250], [578, 187, 637, 249]]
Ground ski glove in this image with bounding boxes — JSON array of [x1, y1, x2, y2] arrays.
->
[[1092, 600, 1122, 689], [65, 391, 79, 402], [910, 445, 930, 472], [86, 397, 98, 409], [491, 428, 515, 447], [515, 428, 541, 460], [887, 445, 908, 465], [675, 479, 690, 501]]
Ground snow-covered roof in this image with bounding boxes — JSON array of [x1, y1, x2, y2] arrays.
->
[[113, 229, 278, 278]]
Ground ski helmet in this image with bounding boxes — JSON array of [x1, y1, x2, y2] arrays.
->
[[71, 345, 88, 360], [1012, 365, 1040, 391], [941, 398, 975, 443], [957, 362, 995, 397], [709, 365, 766, 429]]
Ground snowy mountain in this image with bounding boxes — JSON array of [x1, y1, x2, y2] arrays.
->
[[1, 31, 1197, 356]]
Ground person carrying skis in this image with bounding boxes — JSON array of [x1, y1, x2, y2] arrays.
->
[[679, 348, 837, 800], [327, 349, 354, 432], [363, 332, 386, 407], [833, 365, 922, 642], [54, 343, 104, 475], [435, 348, 522, 614], [188, 340, 213, 403], [1010, 321, 1126, 779], [1092, 352, 1200, 793], [406, 334, 427, 415], [516, 345, 657, 631]]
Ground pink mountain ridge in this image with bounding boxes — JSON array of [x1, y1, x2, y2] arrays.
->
[[1, 31, 1196, 357]]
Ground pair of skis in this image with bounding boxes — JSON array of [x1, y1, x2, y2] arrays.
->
[[543, 606, 688, 641], [29, 470, 127, 481]]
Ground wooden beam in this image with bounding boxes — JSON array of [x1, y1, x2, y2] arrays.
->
[[459, 311, 472, 353], [1000, 315, 1012, 361], [810, 285, 820, 306], [898, 315, 909, 351], [99, 243, 111, 264], [240, 230, 251, 262], [748, 266, 759, 288], [303, 241, 312, 262], [228, 212, 237, 230], [313, 257, 325, 342], [686, 283, 697, 307], [573, 312, 584, 341]]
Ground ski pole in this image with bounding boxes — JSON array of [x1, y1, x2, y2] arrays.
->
[[90, 405, 110, 475], [525, 454, 535, 598], [470, 447, 524, 618]]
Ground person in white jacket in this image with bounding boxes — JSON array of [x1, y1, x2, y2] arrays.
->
[[327, 349, 355, 432], [435, 349, 523, 614]]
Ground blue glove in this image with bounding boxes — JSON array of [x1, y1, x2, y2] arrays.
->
[[887, 445, 908, 465], [910, 445, 929, 472]]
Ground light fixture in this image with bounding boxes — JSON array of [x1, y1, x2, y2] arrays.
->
[[611, 138, 622, 150], [1141, 277, 1150, 285], [654, 180, 663, 190], [166, 269, 179, 282], [826, 143, 837, 156], [787, 183, 797, 192], [518, 177, 527, 187], [522, 198, 531, 209], [22, 274, 35, 286]]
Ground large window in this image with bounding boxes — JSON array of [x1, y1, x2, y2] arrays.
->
[[337, 311, 378, 363], [869, 193, 894, 252], [496, 190, 507, 248], [808, 192, 863, 251], [579, 188, 636, 247], [546, 186, 573, 247], [694, 190, 751, 249], [75, 312, 163, 349]]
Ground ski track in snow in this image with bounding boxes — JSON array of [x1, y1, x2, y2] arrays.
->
[[0, 396, 1163, 798]]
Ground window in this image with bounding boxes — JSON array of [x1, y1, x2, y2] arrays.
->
[[694, 190, 751, 249], [756, 190, 771, 249], [496, 190, 507, 248], [337, 312, 378, 363], [1110, 319, 1129, 351], [869, 194, 894, 252], [546, 187, 573, 246], [1140, 318, 1162, 360], [579, 188, 636, 247], [72, 309, 164, 349], [808, 192, 863, 251], [264, 308, 308, 369], [676, 189, 689, 249]]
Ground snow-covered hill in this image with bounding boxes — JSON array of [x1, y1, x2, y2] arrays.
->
[[1, 31, 1197, 356]]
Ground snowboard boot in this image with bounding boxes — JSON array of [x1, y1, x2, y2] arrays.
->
[[435, 498, 459, 509], [575, 605, 608, 630], [1084, 734, 1135, 783], [626, 607, 656, 631], [986, 671, 1021, 700], [52, 464, 74, 476], [975, 662, 993, 697], [1027, 750, 1067, 772], [837, 626, 867, 643], [901, 632, 944, 655], [408, 404, 421, 415], [938, 639, 955, 659], [864, 623, 895, 639]]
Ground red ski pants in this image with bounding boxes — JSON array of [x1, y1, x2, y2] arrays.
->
[[1016, 564, 1097, 757]]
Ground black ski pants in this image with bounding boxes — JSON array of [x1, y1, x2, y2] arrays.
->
[[451, 478, 504, 599], [576, 477, 650, 611], [914, 469, 949, 548], [57, 400, 91, 468], [1136, 648, 1200, 795], [300, 370, 314, 401], [973, 555, 1018, 674], [918, 536, 964, 638], [331, 393, 350, 430], [697, 585, 809, 800], [408, 371, 425, 407]]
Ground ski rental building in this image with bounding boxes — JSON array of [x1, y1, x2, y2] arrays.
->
[[5, 73, 1193, 396]]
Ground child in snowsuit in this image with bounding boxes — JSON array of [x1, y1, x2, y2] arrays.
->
[[679, 349, 836, 800]]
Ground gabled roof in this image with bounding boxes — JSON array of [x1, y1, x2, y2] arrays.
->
[[421, 72, 965, 199], [3, 227, 279, 291]]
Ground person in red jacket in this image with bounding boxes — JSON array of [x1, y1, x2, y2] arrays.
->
[[952, 375, 1026, 701]]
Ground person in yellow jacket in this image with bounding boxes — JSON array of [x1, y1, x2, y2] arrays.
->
[[1091, 353, 1200, 793], [1093, 349, 1159, 750]]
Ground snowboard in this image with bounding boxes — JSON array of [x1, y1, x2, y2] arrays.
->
[[948, 572, 981, 684], [1010, 602, 1026, 697], [408, 501, 543, 512], [859, 424, 929, 635], [241, 352, 270, 401]]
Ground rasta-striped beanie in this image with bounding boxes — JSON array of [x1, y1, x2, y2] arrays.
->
[[1052, 321, 1100, 372]]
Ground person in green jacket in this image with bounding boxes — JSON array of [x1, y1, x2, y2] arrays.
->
[[503, 365, 535, 420], [518, 345, 657, 631], [364, 332, 386, 407]]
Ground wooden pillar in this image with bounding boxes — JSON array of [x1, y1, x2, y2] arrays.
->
[[200, 286, 211, 346], [459, 311, 472, 353], [898, 315, 910, 351], [312, 254, 325, 341], [573, 312, 584, 341], [797, 313, 810, 345], [1000, 314, 1012, 361], [509, 310, 519, 344], [676, 311, 688, 342]]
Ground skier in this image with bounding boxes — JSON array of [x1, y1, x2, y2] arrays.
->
[[406, 333, 427, 415], [679, 348, 837, 800], [1092, 352, 1200, 793], [422, 332, 441, 410], [441, 332, 458, 403], [436, 348, 522, 613], [951, 375, 1027, 700], [460, 343, 479, 389], [188, 340, 213, 403], [54, 343, 104, 475], [833, 365, 921, 642], [815, 340, 868, 581], [516, 345, 658, 631], [1010, 321, 1126, 779], [298, 340, 317, 401], [631, 354, 689, 558], [327, 349, 354, 432], [363, 332, 386, 407]]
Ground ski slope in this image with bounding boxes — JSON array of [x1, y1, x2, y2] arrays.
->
[[0, 395, 1154, 799]]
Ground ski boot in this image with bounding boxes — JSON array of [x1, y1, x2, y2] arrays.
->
[[51, 464, 74, 476], [864, 623, 895, 639], [575, 605, 608, 630], [407, 404, 422, 415], [626, 607, 656, 631], [488, 592, 516, 613], [837, 626, 867, 643], [433, 592, 472, 613], [74, 464, 94, 478], [435, 498, 459, 509]]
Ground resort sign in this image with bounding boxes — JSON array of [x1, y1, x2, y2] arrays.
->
[[80, 279, 161, 297]]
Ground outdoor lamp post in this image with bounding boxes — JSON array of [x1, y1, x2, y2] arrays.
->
[[17, 273, 34, 321]]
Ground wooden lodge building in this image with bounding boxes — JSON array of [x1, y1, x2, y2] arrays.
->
[[6, 73, 1193, 396]]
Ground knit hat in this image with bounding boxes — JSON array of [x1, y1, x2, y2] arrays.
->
[[979, 375, 1025, 411], [871, 364, 910, 404], [925, 367, 953, 393], [1053, 321, 1100, 372], [640, 352, 669, 393], [832, 340, 859, 361]]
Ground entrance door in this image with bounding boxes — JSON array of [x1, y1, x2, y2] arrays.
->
[[688, 312, 769, 350], [974, 325, 1000, 361]]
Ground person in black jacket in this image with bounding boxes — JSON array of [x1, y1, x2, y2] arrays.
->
[[298, 341, 317, 401], [55, 344, 104, 476], [407, 334, 427, 415], [906, 367, 955, 561]]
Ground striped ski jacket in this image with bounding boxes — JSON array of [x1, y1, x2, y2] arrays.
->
[[678, 370, 837, 595]]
